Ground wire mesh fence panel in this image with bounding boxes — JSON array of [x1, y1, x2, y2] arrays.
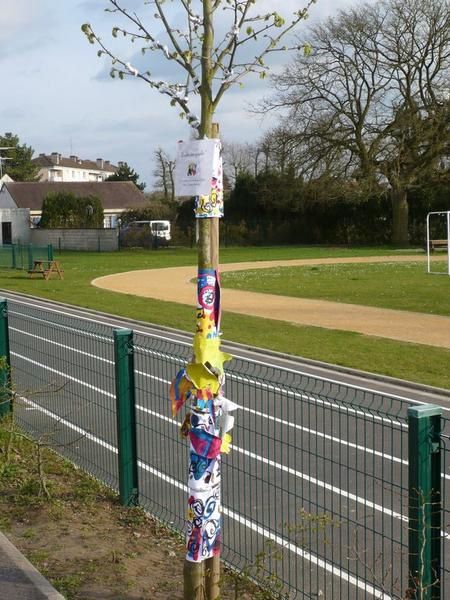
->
[[221, 359, 412, 599], [8, 299, 119, 490], [4, 297, 449, 599], [133, 333, 191, 534], [0, 245, 13, 269], [0, 244, 52, 270], [133, 334, 418, 599]]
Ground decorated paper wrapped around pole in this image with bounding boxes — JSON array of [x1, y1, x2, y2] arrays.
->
[[186, 482, 221, 562], [195, 141, 223, 218], [170, 229, 238, 566]]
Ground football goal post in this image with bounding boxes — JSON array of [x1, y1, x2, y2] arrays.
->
[[426, 211, 450, 275]]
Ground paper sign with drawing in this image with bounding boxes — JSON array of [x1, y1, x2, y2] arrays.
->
[[175, 139, 220, 197]]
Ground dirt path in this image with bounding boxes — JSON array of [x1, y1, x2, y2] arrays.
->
[[92, 255, 450, 349]]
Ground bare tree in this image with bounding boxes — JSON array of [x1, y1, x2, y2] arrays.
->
[[263, 0, 450, 245], [222, 141, 256, 184], [256, 125, 305, 175], [153, 147, 175, 202]]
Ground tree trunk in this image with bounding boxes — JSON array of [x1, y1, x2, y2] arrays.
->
[[391, 186, 410, 246], [183, 561, 204, 600], [184, 4, 221, 599]]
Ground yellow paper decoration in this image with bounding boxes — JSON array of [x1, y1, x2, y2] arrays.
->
[[221, 433, 232, 454], [185, 363, 221, 394], [193, 334, 232, 373]]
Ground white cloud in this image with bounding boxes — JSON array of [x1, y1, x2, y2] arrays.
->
[[0, 0, 365, 187], [0, 0, 41, 42]]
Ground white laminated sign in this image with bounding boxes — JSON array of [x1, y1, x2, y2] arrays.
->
[[175, 139, 220, 198]]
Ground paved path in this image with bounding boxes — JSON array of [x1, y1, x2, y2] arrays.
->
[[0, 532, 63, 599], [92, 255, 450, 349]]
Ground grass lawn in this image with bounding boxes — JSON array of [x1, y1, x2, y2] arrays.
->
[[0, 245, 449, 390], [221, 261, 450, 316]]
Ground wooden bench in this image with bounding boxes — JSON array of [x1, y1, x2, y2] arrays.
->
[[430, 239, 448, 252], [28, 260, 64, 280]]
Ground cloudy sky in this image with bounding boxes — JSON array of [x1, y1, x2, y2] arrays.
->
[[1, 0, 358, 188]]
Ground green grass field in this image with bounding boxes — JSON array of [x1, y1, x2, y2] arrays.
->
[[221, 261, 450, 316], [0, 246, 449, 390]]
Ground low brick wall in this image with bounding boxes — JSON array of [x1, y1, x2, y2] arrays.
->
[[30, 229, 119, 251]]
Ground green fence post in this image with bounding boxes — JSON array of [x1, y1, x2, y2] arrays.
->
[[0, 299, 11, 417], [27, 244, 33, 272], [11, 244, 16, 269], [47, 244, 54, 261], [113, 328, 138, 506], [408, 404, 442, 600]]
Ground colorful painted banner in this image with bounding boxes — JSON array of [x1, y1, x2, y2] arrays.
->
[[186, 480, 221, 562], [171, 263, 238, 564], [197, 268, 221, 334], [194, 145, 223, 218]]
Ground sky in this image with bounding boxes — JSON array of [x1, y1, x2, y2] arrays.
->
[[0, 0, 359, 188]]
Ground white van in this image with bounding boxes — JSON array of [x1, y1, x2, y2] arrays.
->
[[126, 220, 171, 242]]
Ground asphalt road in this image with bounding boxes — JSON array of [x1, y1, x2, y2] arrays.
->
[[2, 290, 449, 600]]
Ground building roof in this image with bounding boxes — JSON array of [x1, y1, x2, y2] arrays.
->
[[3, 182, 148, 211], [32, 154, 117, 173]]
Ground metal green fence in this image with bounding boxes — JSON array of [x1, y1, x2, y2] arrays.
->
[[439, 418, 450, 600], [0, 243, 53, 270], [2, 296, 449, 599]]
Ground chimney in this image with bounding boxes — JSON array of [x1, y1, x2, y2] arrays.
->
[[70, 155, 78, 162], [96, 158, 104, 169], [104, 160, 110, 167], [39, 153, 46, 157], [118, 161, 124, 168], [51, 152, 60, 165]]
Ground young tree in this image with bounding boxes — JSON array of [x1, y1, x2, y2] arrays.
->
[[263, 0, 450, 245], [82, 2, 316, 598], [0, 132, 40, 181], [106, 161, 146, 190]]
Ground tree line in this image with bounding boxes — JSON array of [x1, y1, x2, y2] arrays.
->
[[251, 0, 450, 246], [3, 0, 449, 247], [149, 0, 450, 246]]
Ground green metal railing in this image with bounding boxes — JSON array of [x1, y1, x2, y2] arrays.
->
[[0, 243, 53, 270], [113, 328, 139, 507], [439, 417, 450, 600], [2, 296, 448, 599], [408, 405, 442, 600], [0, 299, 11, 417]]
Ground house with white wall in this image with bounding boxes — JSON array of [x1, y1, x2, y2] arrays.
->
[[0, 181, 149, 229], [33, 153, 120, 183]]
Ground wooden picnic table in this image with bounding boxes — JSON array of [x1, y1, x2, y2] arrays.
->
[[28, 260, 64, 280], [430, 239, 448, 252]]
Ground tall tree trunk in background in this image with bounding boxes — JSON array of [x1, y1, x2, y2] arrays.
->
[[169, 162, 175, 203], [161, 159, 169, 202], [391, 185, 410, 246]]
